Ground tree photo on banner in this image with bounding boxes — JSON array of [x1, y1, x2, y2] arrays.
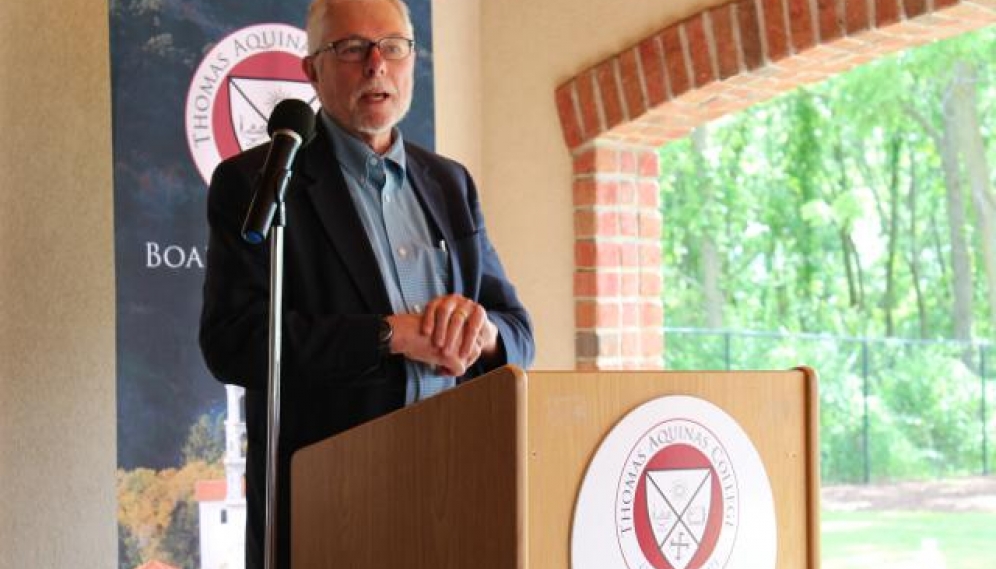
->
[[109, 1, 434, 567]]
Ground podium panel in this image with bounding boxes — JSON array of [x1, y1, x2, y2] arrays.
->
[[291, 367, 819, 569]]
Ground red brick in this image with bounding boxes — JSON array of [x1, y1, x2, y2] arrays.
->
[[640, 243, 662, 266], [637, 150, 660, 177], [641, 302, 664, 327], [595, 59, 625, 129], [573, 178, 621, 207], [844, 0, 871, 35], [876, 0, 900, 27], [596, 303, 621, 327], [594, 210, 620, 236], [573, 179, 596, 206], [620, 149, 637, 173], [622, 272, 640, 296], [902, 0, 927, 18], [576, 70, 602, 140], [815, 0, 843, 42], [787, 0, 816, 51], [617, 180, 637, 205], [621, 331, 641, 356], [736, 0, 765, 69], [762, 0, 790, 60], [575, 270, 621, 297], [709, 6, 741, 79], [575, 240, 621, 268], [619, 211, 640, 237], [574, 208, 619, 239], [620, 242, 641, 267], [622, 302, 640, 327], [576, 301, 597, 328], [575, 331, 599, 356], [555, 82, 583, 150], [638, 35, 668, 106], [576, 302, 622, 329], [574, 209, 596, 238], [574, 271, 596, 297], [639, 210, 663, 238], [618, 48, 647, 119], [596, 332, 621, 356], [685, 15, 716, 89], [640, 271, 663, 296], [661, 26, 690, 98], [573, 146, 620, 175], [638, 180, 660, 207], [641, 330, 665, 357]]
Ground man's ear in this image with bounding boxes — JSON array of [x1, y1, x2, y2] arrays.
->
[[301, 56, 318, 82]]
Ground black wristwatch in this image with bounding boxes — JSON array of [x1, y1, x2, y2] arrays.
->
[[377, 317, 394, 357]]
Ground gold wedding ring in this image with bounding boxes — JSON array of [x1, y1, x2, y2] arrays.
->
[[454, 309, 469, 319]]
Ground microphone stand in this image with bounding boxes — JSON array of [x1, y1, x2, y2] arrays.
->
[[263, 201, 286, 569]]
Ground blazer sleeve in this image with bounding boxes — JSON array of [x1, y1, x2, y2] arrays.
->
[[456, 163, 536, 376]]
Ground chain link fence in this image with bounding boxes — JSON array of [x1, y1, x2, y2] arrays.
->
[[663, 328, 996, 484]]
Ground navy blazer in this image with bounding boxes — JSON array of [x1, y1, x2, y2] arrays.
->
[[199, 120, 535, 569]]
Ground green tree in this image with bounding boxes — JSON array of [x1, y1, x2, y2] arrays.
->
[[181, 408, 225, 464]]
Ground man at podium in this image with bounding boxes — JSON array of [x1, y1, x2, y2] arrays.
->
[[199, 0, 535, 567]]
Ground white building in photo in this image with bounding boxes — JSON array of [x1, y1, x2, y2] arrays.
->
[[195, 385, 247, 569]]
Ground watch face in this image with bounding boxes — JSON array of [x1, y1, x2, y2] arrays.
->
[[377, 318, 393, 355], [378, 318, 393, 342]]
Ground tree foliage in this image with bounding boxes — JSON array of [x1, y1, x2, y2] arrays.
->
[[661, 27, 996, 342], [659, 27, 996, 482], [117, 409, 227, 568]]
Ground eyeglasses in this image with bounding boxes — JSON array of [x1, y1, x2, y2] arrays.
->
[[311, 36, 415, 62]]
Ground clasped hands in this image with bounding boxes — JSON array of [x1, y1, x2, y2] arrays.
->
[[385, 294, 499, 376]]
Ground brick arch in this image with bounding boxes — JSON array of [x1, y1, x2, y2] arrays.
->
[[556, 0, 996, 369]]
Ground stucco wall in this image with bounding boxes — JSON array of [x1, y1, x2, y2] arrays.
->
[[0, 1, 117, 567], [477, 0, 724, 369], [0, 0, 712, 565]]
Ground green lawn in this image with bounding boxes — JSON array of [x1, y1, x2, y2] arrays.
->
[[821, 511, 996, 569]]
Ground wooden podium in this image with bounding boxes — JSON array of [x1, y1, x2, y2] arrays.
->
[[291, 366, 820, 568]]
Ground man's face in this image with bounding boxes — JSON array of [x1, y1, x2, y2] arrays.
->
[[304, 0, 414, 152]]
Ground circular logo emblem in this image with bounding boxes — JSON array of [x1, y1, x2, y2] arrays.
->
[[185, 23, 318, 185], [572, 396, 775, 569]]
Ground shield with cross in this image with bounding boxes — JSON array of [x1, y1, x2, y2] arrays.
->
[[645, 468, 713, 569]]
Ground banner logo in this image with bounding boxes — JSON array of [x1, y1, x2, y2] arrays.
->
[[572, 396, 776, 569], [185, 23, 319, 185]]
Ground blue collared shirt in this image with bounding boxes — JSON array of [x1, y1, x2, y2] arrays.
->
[[322, 113, 455, 403]]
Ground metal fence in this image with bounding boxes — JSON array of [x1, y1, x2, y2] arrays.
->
[[662, 328, 996, 484]]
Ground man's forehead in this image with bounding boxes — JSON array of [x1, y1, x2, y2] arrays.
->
[[324, 0, 408, 31]]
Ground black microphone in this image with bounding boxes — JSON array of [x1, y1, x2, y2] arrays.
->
[[241, 99, 316, 244]]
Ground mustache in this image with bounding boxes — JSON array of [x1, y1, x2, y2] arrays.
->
[[353, 82, 398, 99]]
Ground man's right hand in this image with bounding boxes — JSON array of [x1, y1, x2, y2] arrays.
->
[[385, 313, 478, 376]]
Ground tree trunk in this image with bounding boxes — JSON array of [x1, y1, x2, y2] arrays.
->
[[882, 135, 902, 337], [905, 148, 928, 339], [950, 61, 996, 341], [691, 126, 724, 328], [940, 66, 975, 343]]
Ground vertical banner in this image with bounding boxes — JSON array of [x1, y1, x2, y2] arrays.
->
[[110, 2, 434, 568]]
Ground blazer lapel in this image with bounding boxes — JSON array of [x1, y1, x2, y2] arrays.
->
[[293, 124, 393, 312], [406, 152, 465, 295]]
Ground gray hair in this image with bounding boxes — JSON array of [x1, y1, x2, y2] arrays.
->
[[306, 0, 415, 55]]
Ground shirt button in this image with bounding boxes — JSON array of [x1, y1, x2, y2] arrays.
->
[[413, 304, 422, 313], [368, 157, 378, 166], [398, 247, 408, 257]]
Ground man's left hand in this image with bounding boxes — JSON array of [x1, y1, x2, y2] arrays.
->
[[421, 294, 499, 373]]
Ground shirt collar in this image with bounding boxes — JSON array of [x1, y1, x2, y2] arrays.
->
[[320, 111, 407, 187]]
